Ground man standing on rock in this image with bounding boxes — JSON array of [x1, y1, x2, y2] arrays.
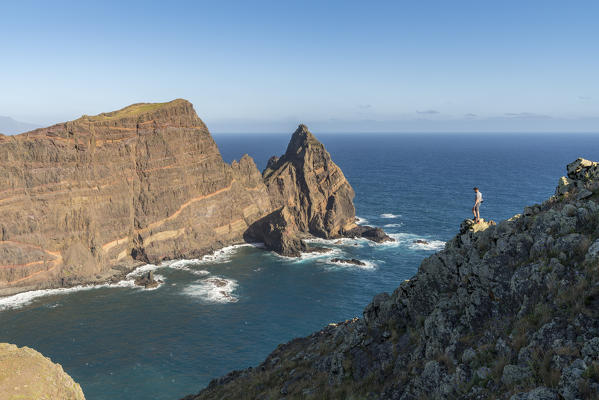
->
[[472, 187, 483, 223]]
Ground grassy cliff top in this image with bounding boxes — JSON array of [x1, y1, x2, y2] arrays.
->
[[78, 98, 191, 122]]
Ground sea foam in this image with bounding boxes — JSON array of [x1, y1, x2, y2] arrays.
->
[[182, 277, 239, 303], [323, 258, 376, 270], [380, 213, 401, 219], [0, 279, 139, 312], [388, 233, 446, 251], [355, 216, 369, 224]]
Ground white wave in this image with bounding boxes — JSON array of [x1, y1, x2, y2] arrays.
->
[[0, 279, 138, 312], [304, 237, 367, 248], [182, 277, 239, 303], [383, 223, 403, 228], [197, 244, 254, 264], [274, 246, 345, 262], [387, 233, 446, 251], [355, 216, 369, 225], [380, 213, 400, 219], [323, 258, 376, 270], [164, 259, 210, 276], [409, 240, 446, 251], [126, 263, 161, 278]]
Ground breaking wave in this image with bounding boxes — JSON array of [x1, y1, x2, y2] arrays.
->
[[355, 216, 369, 225], [323, 258, 376, 270], [0, 279, 139, 312], [182, 277, 239, 303], [380, 213, 400, 219], [383, 223, 403, 228], [388, 233, 446, 251]]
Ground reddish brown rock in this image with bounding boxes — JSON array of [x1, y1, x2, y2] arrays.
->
[[0, 100, 272, 295]]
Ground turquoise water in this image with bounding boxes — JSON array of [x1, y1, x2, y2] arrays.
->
[[1, 133, 598, 399]]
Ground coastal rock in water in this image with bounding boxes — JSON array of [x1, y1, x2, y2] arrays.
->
[[0, 343, 86, 399], [345, 225, 394, 243], [0, 99, 273, 296], [134, 270, 161, 289], [330, 258, 366, 266], [182, 158, 599, 400], [413, 239, 430, 245]]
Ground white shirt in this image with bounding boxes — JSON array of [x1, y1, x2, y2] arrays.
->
[[476, 191, 483, 203]]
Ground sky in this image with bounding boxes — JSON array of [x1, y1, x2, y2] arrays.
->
[[1, 0, 598, 133]]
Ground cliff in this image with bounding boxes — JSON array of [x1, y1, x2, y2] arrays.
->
[[183, 158, 599, 400], [0, 102, 382, 295], [0, 343, 86, 399], [0, 99, 274, 295]]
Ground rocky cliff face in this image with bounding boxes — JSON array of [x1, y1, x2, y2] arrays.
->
[[245, 124, 391, 256], [0, 100, 273, 295], [0, 343, 86, 399], [0, 103, 375, 295], [184, 158, 599, 400]]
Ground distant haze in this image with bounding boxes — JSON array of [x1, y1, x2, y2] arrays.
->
[[0, 116, 41, 135], [1, 1, 598, 134]]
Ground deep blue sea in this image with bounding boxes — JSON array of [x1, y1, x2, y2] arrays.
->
[[1, 133, 598, 399]]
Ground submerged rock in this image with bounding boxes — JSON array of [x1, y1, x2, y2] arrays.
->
[[0, 343, 86, 399], [330, 258, 366, 266]]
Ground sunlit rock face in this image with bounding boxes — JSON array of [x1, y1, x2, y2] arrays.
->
[[0, 343, 86, 400]]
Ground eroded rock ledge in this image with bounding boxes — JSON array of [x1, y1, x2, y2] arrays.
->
[[183, 158, 599, 400]]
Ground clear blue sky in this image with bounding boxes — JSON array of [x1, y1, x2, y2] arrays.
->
[[1, 0, 598, 133]]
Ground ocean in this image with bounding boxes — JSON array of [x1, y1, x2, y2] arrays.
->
[[1, 133, 598, 400]]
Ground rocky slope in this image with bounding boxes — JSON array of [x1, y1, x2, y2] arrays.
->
[[0, 342, 86, 399], [184, 158, 599, 400], [0, 101, 385, 295]]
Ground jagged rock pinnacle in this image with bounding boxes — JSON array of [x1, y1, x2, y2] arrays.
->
[[285, 124, 318, 156]]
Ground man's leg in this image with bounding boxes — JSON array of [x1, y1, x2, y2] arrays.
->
[[475, 204, 480, 223]]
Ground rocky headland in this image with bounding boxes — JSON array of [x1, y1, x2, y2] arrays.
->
[[0, 100, 387, 296], [183, 158, 599, 400], [0, 342, 86, 399]]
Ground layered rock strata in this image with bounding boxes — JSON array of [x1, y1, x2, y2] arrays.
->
[[0, 100, 273, 295], [184, 158, 599, 400], [0, 343, 86, 399]]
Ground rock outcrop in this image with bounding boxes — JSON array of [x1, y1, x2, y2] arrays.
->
[[183, 158, 599, 400], [0, 102, 388, 295], [0, 343, 86, 399], [245, 124, 392, 255]]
